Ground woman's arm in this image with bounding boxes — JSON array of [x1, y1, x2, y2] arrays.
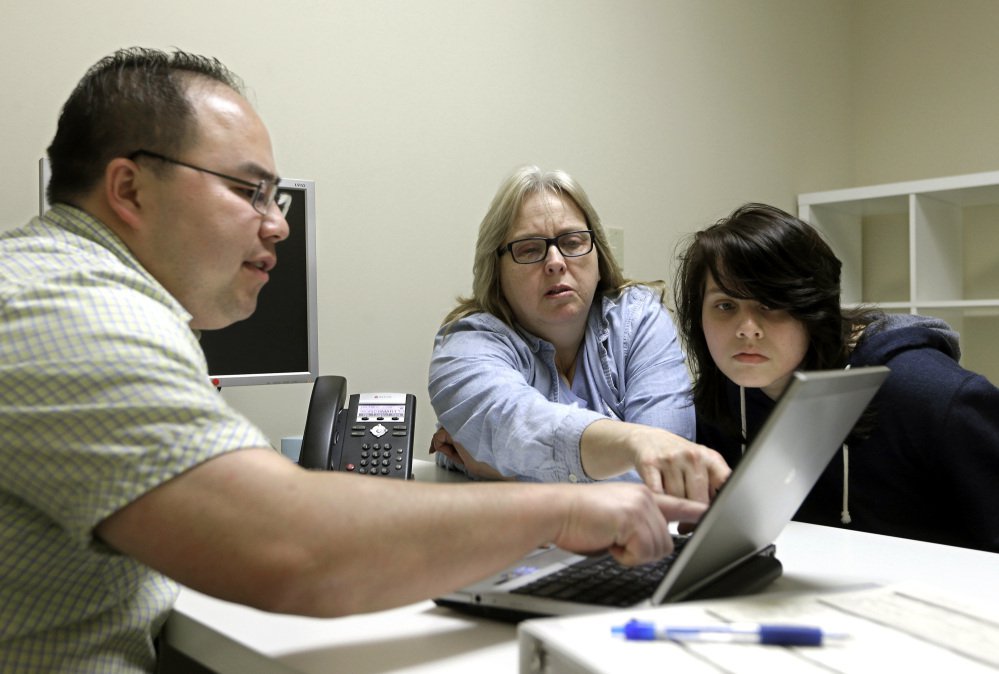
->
[[575, 289, 730, 501], [608, 287, 695, 437], [429, 316, 604, 481], [579, 419, 730, 502]]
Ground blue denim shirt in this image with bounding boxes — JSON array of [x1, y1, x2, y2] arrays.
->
[[428, 285, 694, 482]]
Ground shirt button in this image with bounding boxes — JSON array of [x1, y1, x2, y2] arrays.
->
[[568, 474, 579, 483]]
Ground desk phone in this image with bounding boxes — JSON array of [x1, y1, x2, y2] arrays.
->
[[299, 375, 416, 479]]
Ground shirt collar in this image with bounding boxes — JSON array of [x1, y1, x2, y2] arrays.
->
[[43, 203, 193, 324]]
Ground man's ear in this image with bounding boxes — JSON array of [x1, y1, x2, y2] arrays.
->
[[104, 157, 146, 231]]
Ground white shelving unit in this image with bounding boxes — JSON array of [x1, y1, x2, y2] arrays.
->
[[799, 171, 999, 383]]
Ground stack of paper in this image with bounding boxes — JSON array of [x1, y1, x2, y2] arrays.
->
[[518, 583, 999, 673]]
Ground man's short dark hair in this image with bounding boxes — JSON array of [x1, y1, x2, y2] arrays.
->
[[46, 47, 245, 206]]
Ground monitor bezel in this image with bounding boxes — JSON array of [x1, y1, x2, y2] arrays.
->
[[206, 177, 319, 387]]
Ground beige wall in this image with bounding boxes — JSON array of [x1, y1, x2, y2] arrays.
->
[[851, 0, 999, 382], [1, 1, 992, 454], [852, 0, 999, 184]]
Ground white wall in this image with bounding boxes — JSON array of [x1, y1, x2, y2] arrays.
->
[[8, 1, 988, 456]]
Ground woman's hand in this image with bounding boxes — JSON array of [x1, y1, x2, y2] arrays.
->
[[580, 419, 731, 503], [629, 427, 731, 503], [429, 427, 510, 480]]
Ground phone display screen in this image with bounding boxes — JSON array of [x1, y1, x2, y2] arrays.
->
[[356, 403, 407, 422]]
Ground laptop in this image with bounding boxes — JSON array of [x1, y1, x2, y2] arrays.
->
[[434, 366, 890, 621]]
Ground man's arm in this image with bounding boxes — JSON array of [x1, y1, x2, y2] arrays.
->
[[95, 448, 705, 617]]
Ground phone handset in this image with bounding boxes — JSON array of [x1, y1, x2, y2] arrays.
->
[[299, 375, 416, 479], [299, 375, 347, 470]]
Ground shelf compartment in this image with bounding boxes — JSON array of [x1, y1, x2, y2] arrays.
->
[[802, 199, 910, 305]]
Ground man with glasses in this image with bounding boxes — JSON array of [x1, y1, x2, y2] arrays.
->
[[429, 166, 730, 496], [0, 49, 706, 672], [127, 149, 293, 218]]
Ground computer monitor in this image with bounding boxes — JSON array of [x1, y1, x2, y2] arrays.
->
[[199, 178, 319, 387], [38, 159, 319, 388]]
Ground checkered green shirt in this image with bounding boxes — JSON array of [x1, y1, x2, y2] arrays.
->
[[0, 205, 271, 672]]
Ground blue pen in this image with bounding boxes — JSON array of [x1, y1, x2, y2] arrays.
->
[[612, 619, 848, 646]]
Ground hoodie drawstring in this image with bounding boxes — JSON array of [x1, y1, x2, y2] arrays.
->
[[739, 386, 747, 455], [840, 365, 852, 524], [840, 442, 852, 524]]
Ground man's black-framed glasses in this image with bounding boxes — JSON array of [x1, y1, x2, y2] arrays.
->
[[128, 149, 292, 217], [498, 230, 595, 264]]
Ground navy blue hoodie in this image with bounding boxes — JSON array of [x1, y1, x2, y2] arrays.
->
[[697, 314, 999, 552]]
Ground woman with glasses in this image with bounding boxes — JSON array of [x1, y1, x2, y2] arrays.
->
[[428, 166, 729, 502]]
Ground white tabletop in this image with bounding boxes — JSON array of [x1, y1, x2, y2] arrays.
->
[[164, 462, 999, 673]]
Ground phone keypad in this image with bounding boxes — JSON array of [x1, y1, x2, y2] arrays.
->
[[343, 435, 410, 477]]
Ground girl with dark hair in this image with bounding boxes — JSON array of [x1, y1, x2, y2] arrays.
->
[[673, 203, 999, 552]]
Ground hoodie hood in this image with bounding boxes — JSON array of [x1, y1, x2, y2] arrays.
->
[[741, 313, 963, 527], [850, 313, 961, 367], [838, 312, 961, 525]]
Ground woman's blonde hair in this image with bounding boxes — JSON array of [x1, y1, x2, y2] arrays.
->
[[442, 165, 663, 329]]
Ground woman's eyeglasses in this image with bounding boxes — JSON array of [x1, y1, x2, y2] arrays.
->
[[497, 230, 595, 264]]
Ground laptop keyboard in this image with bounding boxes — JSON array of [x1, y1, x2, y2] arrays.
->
[[510, 536, 688, 607]]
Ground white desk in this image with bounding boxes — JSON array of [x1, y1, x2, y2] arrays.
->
[[164, 462, 999, 673]]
